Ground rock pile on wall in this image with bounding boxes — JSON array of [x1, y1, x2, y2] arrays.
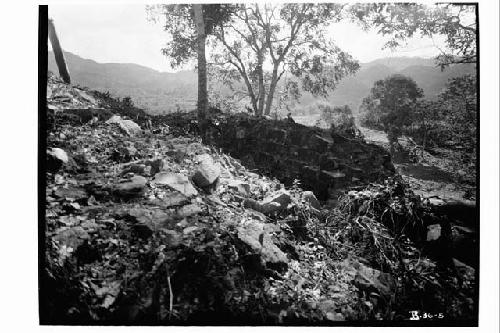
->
[[160, 112, 395, 201]]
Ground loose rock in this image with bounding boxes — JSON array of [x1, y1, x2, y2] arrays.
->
[[47, 148, 69, 172], [192, 154, 221, 189], [302, 191, 320, 210], [106, 115, 142, 136], [152, 172, 198, 197], [353, 261, 395, 299], [226, 179, 251, 196], [237, 220, 288, 265], [114, 175, 147, 197]]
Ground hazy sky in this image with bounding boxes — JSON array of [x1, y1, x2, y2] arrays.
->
[[48, 4, 450, 73]]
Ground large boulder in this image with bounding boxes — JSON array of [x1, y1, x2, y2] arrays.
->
[[237, 220, 288, 265], [152, 172, 198, 197], [260, 190, 292, 214], [106, 115, 141, 136], [47, 148, 69, 172], [113, 175, 147, 198], [191, 154, 221, 190]]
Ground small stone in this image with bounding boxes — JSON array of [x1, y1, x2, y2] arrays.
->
[[144, 159, 164, 175], [243, 191, 292, 215], [243, 198, 263, 212], [54, 186, 88, 202], [152, 172, 198, 197], [114, 175, 147, 197], [49, 148, 69, 163], [260, 201, 282, 215], [261, 190, 292, 211], [192, 154, 221, 188], [353, 261, 395, 298], [162, 229, 182, 249], [177, 204, 203, 218], [151, 192, 189, 208], [426, 224, 442, 241], [126, 208, 172, 238], [302, 191, 320, 209], [237, 220, 288, 265], [120, 163, 148, 176], [53, 226, 89, 250], [226, 179, 251, 196], [183, 226, 198, 234]]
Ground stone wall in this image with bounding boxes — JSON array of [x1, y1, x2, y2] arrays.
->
[[160, 112, 395, 201]]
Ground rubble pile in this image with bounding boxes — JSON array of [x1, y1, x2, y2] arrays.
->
[[157, 111, 395, 201], [42, 78, 476, 324]]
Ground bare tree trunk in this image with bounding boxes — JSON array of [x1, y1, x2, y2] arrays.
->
[[48, 19, 71, 84], [193, 5, 208, 142], [264, 66, 279, 115], [422, 128, 427, 158], [256, 49, 265, 116]]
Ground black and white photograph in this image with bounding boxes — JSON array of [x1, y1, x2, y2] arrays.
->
[[20, 0, 497, 328]]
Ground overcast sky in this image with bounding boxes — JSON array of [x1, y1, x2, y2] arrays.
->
[[48, 4, 451, 73]]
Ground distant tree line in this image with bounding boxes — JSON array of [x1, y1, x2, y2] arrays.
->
[[359, 73, 477, 164]]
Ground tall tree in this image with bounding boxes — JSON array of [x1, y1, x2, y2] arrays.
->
[[362, 74, 423, 154], [48, 18, 71, 84], [439, 74, 477, 159], [349, 3, 477, 69], [147, 4, 236, 140], [410, 99, 442, 156], [210, 4, 359, 116], [192, 4, 208, 141]]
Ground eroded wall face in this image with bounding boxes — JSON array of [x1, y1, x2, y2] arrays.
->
[[161, 112, 395, 201], [211, 115, 394, 200]]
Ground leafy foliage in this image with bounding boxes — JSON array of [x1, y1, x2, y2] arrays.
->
[[360, 74, 423, 147], [349, 3, 477, 68], [147, 4, 237, 68], [211, 4, 360, 115]]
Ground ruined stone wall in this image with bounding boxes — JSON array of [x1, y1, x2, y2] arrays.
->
[[160, 112, 395, 201], [213, 115, 394, 200]]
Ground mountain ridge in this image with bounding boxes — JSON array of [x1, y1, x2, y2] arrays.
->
[[48, 51, 474, 115]]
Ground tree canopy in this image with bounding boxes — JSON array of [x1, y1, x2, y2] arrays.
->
[[361, 74, 423, 142], [146, 4, 237, 68], [350, 3, 477, 68], [210, 4, 360, 115], [150, 4, 360, 116]]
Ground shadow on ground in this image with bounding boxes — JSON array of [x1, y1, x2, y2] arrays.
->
[[396, 163, 456, 183]]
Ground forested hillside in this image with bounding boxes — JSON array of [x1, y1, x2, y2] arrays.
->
[[48, 51, 474, 115]]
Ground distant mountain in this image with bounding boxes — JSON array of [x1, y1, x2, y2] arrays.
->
[[48, 51, 197, 114], [366, 57, 437, 71], [312, 57, 475, 113], [48, 52, 475, 115]]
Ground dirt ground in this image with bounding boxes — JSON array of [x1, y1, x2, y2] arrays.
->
[[359, 126, 476, 205]]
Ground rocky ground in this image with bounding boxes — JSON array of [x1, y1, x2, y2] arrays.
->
[[294, 115, 476, 203], [41, 77, 477, 325]]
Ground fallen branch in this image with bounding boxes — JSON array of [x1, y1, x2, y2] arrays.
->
[[167, 275, 173, 320]]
